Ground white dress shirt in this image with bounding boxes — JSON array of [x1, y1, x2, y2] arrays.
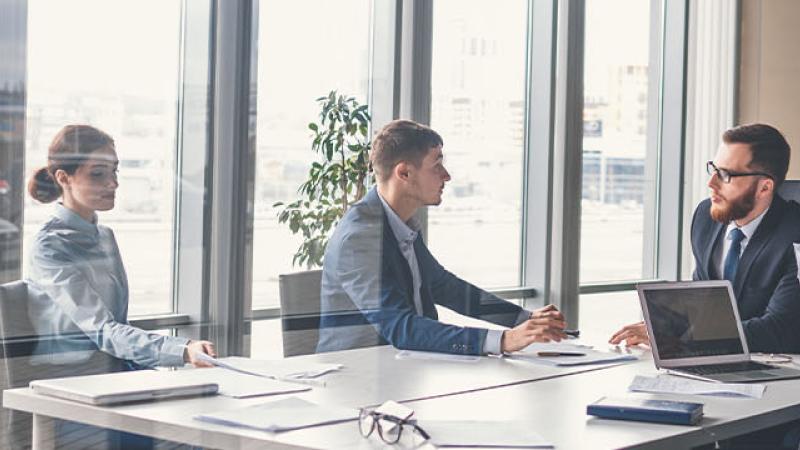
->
[[713, 207, 769, 280]]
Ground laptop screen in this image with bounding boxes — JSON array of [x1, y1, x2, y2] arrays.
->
[[643, 285, 744, 360]]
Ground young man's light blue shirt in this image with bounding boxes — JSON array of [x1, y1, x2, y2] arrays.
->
[[377, 193, 530, 354], [26, 204, 188, 368]]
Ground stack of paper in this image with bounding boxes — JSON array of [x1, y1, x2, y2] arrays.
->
[[422, 420, 553, 448], [195, 397, 358, 432], [629, 375, 766, 399], [510, 342, 637, 367]]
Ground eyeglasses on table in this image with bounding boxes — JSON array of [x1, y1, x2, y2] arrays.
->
[[358, 408, 431, 445]]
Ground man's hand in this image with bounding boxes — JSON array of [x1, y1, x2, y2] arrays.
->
[[530, 304, 565, 322], [184, 340, 217, 368], [608, 321, 649, 347], [501, 305, 567, 353]]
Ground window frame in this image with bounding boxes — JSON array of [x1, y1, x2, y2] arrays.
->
[[6, 0, 735, 346]]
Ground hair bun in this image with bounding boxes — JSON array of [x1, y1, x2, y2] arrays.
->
[[28, 167, 61, 203]]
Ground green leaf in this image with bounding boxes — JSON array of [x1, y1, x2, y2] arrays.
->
[[278, 91, 373, 267]]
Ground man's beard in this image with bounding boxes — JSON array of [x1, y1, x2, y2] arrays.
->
[[710, 182, 758, 223]]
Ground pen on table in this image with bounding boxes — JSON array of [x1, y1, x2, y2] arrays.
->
[[537, 351, 586, 357]]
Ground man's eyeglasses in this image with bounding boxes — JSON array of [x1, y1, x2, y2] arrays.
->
[[358, 408, 430, 445], [706, 161, 773, 184]]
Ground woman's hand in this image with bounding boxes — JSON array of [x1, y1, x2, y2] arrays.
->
[[184, 340, 217, 368]]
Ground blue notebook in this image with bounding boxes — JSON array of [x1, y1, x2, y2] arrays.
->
[[587, 396, 703, 425]]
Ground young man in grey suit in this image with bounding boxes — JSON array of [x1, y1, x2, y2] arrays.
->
[[610, 123, 800, 353], [317, 119, 567, 355]]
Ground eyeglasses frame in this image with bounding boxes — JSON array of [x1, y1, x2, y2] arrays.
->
[[706, 160, 774, 184], [358, 408, 431, 444]]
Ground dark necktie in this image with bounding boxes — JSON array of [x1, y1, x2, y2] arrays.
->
[[723, 228, 746, 282]]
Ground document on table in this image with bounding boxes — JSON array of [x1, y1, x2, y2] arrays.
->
[[182, 368, 310, 399], [510, 342, 637, 367], [629, 374, 766, 399], [395, 350, 481, 362], [195, 354, 342, 385], [517, 342, 594, 353], [194, 397, 358, 432], [423, 420, 553, 448]]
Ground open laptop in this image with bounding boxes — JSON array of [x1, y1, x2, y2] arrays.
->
[[638, 280, 800, 383], [30, 369, 218, 405]]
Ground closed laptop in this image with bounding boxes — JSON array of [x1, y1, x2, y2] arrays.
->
[[30, 369, 218, 405]]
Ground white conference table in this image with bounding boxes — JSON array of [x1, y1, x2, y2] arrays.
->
[[6, 345, 800, 450], [3, 344, 629, 449], [390, 359, 800, 450], [250, 357, 800, 450]]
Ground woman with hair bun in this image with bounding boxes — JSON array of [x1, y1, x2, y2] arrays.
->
[[26, 124, 215, 370]]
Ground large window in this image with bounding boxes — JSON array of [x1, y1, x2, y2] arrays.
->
[[428, 0, 528, 288], [24, 0, 183, 315], [580, 0, 659, 283], [1, 0, 720, 361], [250, 1, 372, 310]]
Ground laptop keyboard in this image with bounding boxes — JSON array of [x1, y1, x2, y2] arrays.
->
[[680, 361, 775, 376]]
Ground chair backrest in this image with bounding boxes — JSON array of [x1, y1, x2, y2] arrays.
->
[[278, 270, 322, 357], [778, 179, 800, 203], [0, 280, 41, 449], [0, 280, 127, 449], [0, 280, 40, 388]]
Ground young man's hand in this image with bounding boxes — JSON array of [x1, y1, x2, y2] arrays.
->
[[530, 304, 565, 322], [501, 305, 567, 353], [608, 321, 649, 347]]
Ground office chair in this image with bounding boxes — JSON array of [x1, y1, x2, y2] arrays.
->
[[778, 179, 800, 203], [278, 270, 323, 357], [0, 281, 125, 449]]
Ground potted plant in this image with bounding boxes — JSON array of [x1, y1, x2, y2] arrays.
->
[[274, 91, 372, 269]]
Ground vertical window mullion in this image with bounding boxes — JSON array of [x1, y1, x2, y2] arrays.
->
[[173, 0, 214, 341], [521, 0, 559, 310], [654, 0, 689, 282]]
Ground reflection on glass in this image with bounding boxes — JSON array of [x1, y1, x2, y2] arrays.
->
[[428, 0, 527, 288], [581, 0, 656, 282], [24, 0, 182, 315], [0, 2, 25, 285], [251, 0, 371, 309]]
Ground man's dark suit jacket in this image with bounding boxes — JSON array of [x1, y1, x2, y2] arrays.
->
[[691, 194, 800, 352], [316, 188, 526, 355]]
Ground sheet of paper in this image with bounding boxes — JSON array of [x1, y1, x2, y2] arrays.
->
[[194, 397, 358, 432], [222, 356, 342, 379], [518, 342, 594, 354], [395, 350, 481, 362], [180, 368, 310, 399], [629, 374, 766, 399], [195, 354, 342, 385], [375, 400, 414, 420], [423, 420, 553, 448], [510, 345, 637, 367]]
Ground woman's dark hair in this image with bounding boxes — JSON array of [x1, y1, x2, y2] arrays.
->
[[28, 125, 115, 203]]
